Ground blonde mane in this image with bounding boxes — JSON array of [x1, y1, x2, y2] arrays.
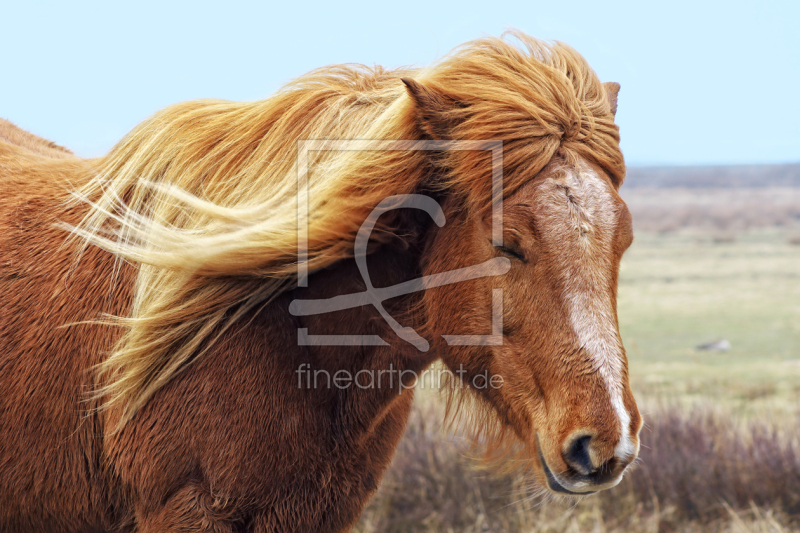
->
[[72, 31, 625, 422]]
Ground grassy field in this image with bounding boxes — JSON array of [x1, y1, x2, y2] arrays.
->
[[354, 182, 800, 532], [620, 229, 800, 415]]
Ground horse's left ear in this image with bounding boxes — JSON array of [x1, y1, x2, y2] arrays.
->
[[603, 82, 620, 117], [401, 78, 467, 139]]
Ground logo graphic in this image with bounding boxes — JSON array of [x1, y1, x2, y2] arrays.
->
[[289, 140, 507, 351]]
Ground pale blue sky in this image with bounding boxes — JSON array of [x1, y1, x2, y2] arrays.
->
[[2, 0, 797, 165]]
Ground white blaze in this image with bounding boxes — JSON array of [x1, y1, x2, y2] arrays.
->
[[539, 160, 635, 460]]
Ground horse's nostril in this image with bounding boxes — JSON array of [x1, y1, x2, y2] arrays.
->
[[563, 434, 595, 475]]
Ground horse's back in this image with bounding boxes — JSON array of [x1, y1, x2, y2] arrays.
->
[[0, 145, 130, 531], [0, 119, 76, 160]]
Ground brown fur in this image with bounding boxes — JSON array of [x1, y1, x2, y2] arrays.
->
[[0, 118, 75, 159], [0, 33, 640, 532]]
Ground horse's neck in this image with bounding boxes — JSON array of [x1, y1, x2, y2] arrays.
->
[[290, 235, 432, 361], [279, 235, 435, 435]]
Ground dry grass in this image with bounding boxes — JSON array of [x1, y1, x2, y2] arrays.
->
[[355, 402, 800, 533], [624, 163, 800, 190], [621, 188, 800, 235], [616, 229, 800, 415]]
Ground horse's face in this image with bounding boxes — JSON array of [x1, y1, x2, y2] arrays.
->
[[423, 156, 641, 495]]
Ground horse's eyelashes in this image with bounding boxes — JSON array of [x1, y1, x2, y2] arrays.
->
[[498, 245, 526, 262]]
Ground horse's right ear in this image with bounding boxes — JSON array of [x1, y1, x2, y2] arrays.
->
[[401, 78, 466, 139], [603, 82, 620, 117]]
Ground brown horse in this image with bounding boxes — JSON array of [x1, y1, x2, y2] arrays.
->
[[0, 32, 641, 532]]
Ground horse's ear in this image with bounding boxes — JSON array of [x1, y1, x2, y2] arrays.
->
[[603, 82, 620, 117], [401, 78, 466, 139]]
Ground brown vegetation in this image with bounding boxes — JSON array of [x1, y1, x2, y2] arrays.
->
[[622, 189, 800, 234], [356, 403, 800, 532], [621, 164, 800, 236]]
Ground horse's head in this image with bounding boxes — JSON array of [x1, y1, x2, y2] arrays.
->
[[407, 75, 641, 495]]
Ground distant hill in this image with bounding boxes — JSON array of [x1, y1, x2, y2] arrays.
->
[[624, 163, 800, 188]]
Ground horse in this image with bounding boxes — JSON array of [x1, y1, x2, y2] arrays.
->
[[0, 32, 641, 532]]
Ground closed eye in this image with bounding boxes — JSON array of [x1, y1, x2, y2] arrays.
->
[[498, 244, 526, 262]]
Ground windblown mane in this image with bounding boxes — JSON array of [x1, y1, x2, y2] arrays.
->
[[72, 31, 625, 422]]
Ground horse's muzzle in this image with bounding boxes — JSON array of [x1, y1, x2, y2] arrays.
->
[[536, 434, 635, 495]]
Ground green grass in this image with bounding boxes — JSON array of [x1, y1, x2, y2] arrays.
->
[[619, 229, 800, 414]]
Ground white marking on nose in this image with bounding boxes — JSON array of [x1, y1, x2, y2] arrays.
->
[[542, 160, 634, 461]]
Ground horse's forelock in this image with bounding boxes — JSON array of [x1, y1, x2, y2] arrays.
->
[[409, 32, 624, 212]]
